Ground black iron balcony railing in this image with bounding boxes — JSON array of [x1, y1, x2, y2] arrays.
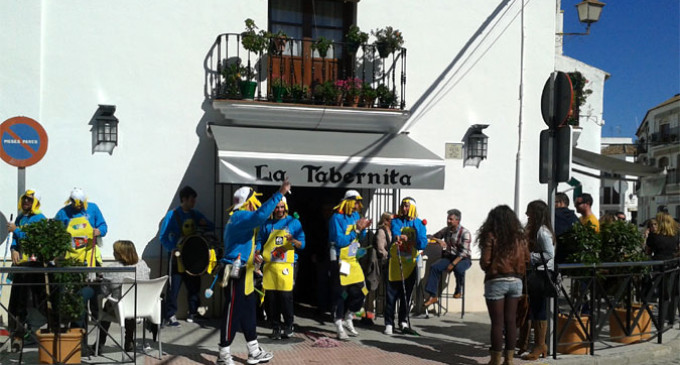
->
[[204, 33, 407, 110], [552, 259, 679, 358]]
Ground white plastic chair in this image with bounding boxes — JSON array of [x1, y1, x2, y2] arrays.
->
[[95, 275, 167, 361]]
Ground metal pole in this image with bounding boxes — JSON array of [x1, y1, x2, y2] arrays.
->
[[17, 167, 26, 214]]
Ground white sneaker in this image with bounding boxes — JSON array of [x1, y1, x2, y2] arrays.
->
[[400, 322, 408, 331], [216, 348, 235, 365], [384, 325, 393, 335], [247, 347, 273, 364], [344, 319, 359, 336]]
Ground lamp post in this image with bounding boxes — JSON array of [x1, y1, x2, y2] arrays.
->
[[89, 104, 118, 155], [557, 0, 605, 36]]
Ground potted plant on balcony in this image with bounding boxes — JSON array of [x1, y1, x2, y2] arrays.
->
[[290, 84, 309, 104], [240, 65, 258, 100], [566, 71, 592, 126], [241, 18, 267, 55], [345, 25, 369, 55], [312, 36, 333, 58], [342, 77, 362, 107], [360, 83, 377, 108], [21, 219, 87, 364], [376, 84, 397, 108], [313, 81, 339, 106], [270, 77, 288, 103], [268, 29, 288, 55], [371, 26, 404, 58]]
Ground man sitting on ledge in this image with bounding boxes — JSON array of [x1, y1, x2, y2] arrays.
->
[[424, 209, 471, 306]]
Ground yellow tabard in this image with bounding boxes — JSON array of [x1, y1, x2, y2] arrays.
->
[[262, 229, 294, 291], [339, 241, 365, 286], [65, 216, 101, 267], [388, 227, 418, 282]]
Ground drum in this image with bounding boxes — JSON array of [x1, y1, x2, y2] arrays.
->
[[178, 234, 221, 276]]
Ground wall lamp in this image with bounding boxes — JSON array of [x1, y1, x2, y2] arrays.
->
[[557, 0, 605, 36], [464, 124, 489, 168], [89, 104, 118, 155]]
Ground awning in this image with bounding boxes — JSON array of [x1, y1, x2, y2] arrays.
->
[[572, 147, 663, 177], [210, 126, 445, 189]]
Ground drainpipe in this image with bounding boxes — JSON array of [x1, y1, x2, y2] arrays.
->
[[514, 0, 526, 213]]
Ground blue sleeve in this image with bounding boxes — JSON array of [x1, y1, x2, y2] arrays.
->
[[88, 203, 108, 237], [54, 208, 70, 228], [230, 192, 283, 232], [195, 210, 215, 232], [391, 218, 403, 242], [291, 218, 306, 250], [414, 218, 428, 250], [329, 214, 357, 248], [255, 222, 269, 251], [159, 210, 179, 251]]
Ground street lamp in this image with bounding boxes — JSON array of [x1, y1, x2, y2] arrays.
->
[[558, 0, 605, 36], [464, 124, 489, 168], [89, 104, 118, 155]]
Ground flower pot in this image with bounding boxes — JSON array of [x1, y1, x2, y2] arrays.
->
[[609, 305, 652, 344], [375, 42, 393, 58], [362, 96, 375, 108], [36, 328, 84, 364], [346, 95, 360, 107], [272, 86, 286, 103], [346, 41, 360, 55], [240, 81, 257, 100], [557, 313, 590, 355]]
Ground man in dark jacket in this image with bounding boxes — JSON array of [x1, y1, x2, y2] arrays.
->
[[554, 192, 579, 264]]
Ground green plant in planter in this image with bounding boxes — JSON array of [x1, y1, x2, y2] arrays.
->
[[313, 81, 339, 105], [219, 62, 244, 98], [241, 18, 267, 54], [600, 220, 647, 275], [290, 84, 309, 103], [268, 29, 289, 55], [371, 26, 404, 58], [270, 77, 289, 102], [345, 25, 369, 54], [560, 222, 601, 267], [21, 219, 86, 333], [566, 71, 592, 126], [360, 83, 377, 107], [312, 36, 333, 58], [376, 84, 397, 108]]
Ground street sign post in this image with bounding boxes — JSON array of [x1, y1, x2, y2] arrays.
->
[[0, 116, 49, 207]]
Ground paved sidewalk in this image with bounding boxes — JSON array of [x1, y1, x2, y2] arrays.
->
[[1, 307, 678, 364]]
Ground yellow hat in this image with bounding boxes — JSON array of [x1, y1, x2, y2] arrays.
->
[[19, 189, 42, 215]]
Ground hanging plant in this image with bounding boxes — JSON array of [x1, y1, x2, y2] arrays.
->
[[566, 71, 593, 126]]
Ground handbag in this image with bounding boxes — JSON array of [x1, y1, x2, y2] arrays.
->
[[527, 252, 559, 297], [516, 274, 529, 328]]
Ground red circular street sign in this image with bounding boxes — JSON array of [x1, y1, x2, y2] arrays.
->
[[0, 116, 49, 167]]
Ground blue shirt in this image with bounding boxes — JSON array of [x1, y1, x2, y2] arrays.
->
[[256, 215, 306, 262], [223, 192, 283, 265], [10, 213, 47, 251], [54, 202, 108, 237], [159, 207, 215, 252], [390, 216, 428, 255], [328, 211, 367, 259]]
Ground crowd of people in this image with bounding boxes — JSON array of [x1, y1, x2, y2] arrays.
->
[[5, 183, 679, 365]]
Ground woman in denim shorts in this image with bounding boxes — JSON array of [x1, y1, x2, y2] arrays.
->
[[478, 205, 530, 365]]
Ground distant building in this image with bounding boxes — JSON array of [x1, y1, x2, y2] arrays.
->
[[600, 138, 638, 223], [635, 94, 680, 221]]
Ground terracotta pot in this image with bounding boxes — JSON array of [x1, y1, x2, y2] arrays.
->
[[557, 313, 590, 355], [346, 95, 360, 107], [609, 305, 652, 344], [36, 328, 84, 364]]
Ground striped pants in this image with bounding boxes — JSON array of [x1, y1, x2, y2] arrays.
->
[[219, 274, 257, 347]]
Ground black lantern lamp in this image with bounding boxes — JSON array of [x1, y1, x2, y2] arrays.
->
[[89, 105, 118, 155], [464, 124, 489, 167]]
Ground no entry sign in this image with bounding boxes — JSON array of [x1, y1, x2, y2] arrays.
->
[[0, 116, 48, 167]]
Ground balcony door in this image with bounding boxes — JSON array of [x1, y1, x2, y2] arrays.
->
[[269, 0, 355, 89]]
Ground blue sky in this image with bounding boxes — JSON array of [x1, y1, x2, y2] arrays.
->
[[561, 0, 680, 139]]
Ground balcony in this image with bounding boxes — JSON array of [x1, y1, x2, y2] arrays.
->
[[205, 34, 409, 133]]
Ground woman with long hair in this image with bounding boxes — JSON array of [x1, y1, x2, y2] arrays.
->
[[479, 205, 530, 365], [645, 212, 680, 323], [518, 200, 555, 360]]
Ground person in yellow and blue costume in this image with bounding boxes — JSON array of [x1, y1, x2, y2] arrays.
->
[[328, 190, 372, 340], [216, 179, 291, 365], [255, 196, 305, 340], [6, 189, 46, 350], [54, 187, 108, 267], [384, 197, 427, 335], [160, 185, 214, 326], [54, 187, 108, 356]]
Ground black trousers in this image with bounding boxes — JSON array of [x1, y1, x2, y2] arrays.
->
[[219, 274, 257, 347]]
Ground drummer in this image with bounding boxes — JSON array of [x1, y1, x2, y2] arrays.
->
[[255, 196, 306, 340], [160, 185, 214, 326]]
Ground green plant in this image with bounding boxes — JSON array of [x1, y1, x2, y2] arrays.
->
[[345, 25, 369, 53], [314, 81, 339, 105], [361, 84, 377, 107], [241, 18, 267, 53], [376, 84, 397, 108], [21, 219, 86, 332], [600, 220, 647, 270], [566, 71, 592, 126], [290, 84, 309, 102], [220, 62, 243, 98], [371, 26, 404, 57], [268, 29, 288, 54], [312, 36, 333, 58]]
